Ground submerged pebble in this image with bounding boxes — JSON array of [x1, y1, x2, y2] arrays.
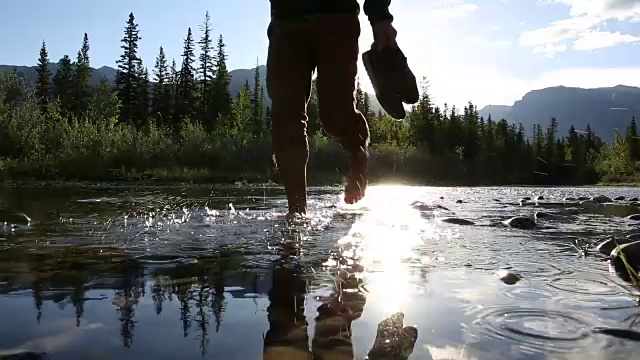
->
[[438, 217, 475, 226], [495, 270, 521, 285]]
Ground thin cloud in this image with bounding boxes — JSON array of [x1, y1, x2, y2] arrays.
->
[[520, 0, 640, 56], [431, 3, 480, 19]]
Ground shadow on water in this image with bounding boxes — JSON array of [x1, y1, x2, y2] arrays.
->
[[2, 184, 640, 359]]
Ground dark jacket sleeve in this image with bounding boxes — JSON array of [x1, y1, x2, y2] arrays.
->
[[363, 0, 393, 24]]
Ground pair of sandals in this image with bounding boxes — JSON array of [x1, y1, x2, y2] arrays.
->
[[362, 43, 420, 120]]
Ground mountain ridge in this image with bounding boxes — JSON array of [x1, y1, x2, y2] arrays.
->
[[478, 84, 640, 141]]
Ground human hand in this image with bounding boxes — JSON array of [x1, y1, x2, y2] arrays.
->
[[372, 21, 398, 51]]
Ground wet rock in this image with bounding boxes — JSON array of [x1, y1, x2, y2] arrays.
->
[[0, 211, 31, 227], [596, 237, 635, 256], [631, 197, 640, 202], [410, 201, 450, 212], [0, 350, 46, 359], [610, 241, 640, 282], [521, 196, 532, 201], [580, 199, 599, 207], [439, 217, 475, 226], [366, 312, 418, 360], [455, 200, 464, 204], [410, 201, 431, 211], [493, 198, 501, 202], [630, 201, 640, 207], [627, 214, 640, 221], [503, 216, 536, 230], [534, 211, 553, 220], [564, 197, 577, 201], [592, 195, 613, 203], [577, 196, 590, 201], [614, 196, 626, 201], [535, 195, 544, 201], [591, 327, 640, 342], [495, 270, 521, 285]]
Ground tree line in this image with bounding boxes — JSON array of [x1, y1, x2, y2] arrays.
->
[[0, 11, 636, 185]]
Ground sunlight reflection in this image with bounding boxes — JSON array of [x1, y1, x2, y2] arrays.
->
[[334, 185, 428, 313], [424, 344, 481, 360]]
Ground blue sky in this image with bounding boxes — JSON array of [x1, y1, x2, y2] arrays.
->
[[2, 0, 640, 108]]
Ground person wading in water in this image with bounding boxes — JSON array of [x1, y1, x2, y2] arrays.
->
[[266, 0, 398, 215]]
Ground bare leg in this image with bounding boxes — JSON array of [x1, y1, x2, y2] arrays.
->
[[314, 14, 371, 205], [266, 21, 316, 215]]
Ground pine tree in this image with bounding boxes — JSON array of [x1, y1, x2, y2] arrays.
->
[[35, 41, 52, 111], [626, 116, 639, 162], [151, 46, 172, 126], [212, 34, 232, 124], [462, 102, 480, 171], [136, 65, 150, 124], [115, 12, 143, 126], [176, 27, 197, 122], [89, 77, 120, 123], [198, 11, 215, 123], [264, 106, 272, 130], [355, 79, 365, 112], [52, 55, 74, 116], [567, 125, 584, 182], [73, 33, 92, 118], [362, 93, 373, 119], [250, 58, 264, 136], [169, 58, 179, 128], [545, 117, 558, 162], [231, 80, 252, 136]]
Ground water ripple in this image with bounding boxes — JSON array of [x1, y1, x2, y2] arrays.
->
[[497, 286, 555, 302], [467, 306, 609, 354], [547, 275, 623, 297]]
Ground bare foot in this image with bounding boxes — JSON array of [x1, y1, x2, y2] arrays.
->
[[344, 149, 369, 204]]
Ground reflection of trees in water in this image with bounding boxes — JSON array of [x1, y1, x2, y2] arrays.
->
[[32, 279, 44, 323], [149, 257, 233, 356], [114, 263, 145, 348], [16, 249, 93, 326], [0, 244, 248, 356]]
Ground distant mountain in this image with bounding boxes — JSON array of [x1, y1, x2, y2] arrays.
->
[[0, 63, 383, 114], [478, 105, 511, 123], [478, 85, 640, 142]]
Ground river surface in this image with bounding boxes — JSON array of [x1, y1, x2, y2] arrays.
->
[[1, 184, 640, 359]]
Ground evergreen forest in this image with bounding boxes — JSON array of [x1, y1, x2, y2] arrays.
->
[[1, 12, 638, 185]]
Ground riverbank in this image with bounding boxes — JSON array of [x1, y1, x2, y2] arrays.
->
[[1, 161, 612, 188], [597, 174, 640, 187], [0, 161, 425, 187], [0, 164, 330, 186], [598, 182, 640, 187]]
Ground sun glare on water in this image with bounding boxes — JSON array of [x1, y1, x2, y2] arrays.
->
[[336, 185, 427, 312]]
